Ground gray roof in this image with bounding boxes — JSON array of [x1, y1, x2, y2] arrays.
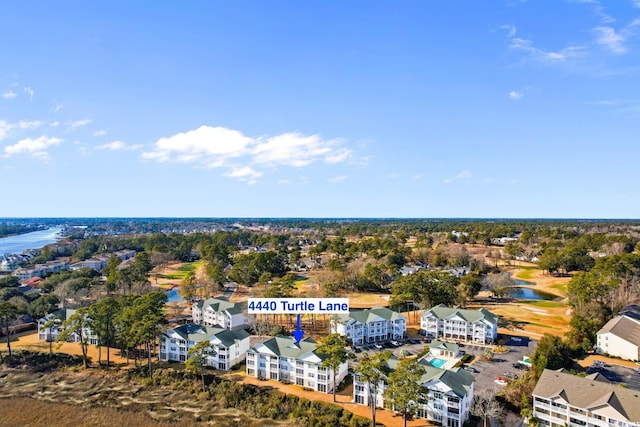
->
[[251, 336, 325, 360], [164, 324, 249, 348], [620, 305, 640, 323], [429, 340, 459, 353], [335, 307, 405, 325], [598, 315, 640, 346], [195, 296, 247, 315], [422, 304, 498, 325], [374, 356, 474, 398], [533, 369, 640, 422]]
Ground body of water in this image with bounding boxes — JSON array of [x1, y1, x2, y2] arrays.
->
[[166, 288, 185, 303], [0, 227, 63, 256], [505, 286, 558, 301]]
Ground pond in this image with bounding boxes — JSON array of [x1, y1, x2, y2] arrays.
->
[[505, 286, 558, 301], [165, 288, 185, 303]]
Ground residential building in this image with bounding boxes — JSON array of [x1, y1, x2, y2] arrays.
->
[[532, 368, 640, 427], [192, 297, 249, 330], [330, 307, 406, 346], [13, 260, 70, 280], [246, 336, 348, 394], [159, 324, 250, 370], [420, 304, 498, 344], [37, 309, 97, 345], [352, 355, 474, 427], [596, 305, 640, 362]]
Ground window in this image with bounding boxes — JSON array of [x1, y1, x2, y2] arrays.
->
[[318, 384, 327, 393], [247, 360, 254, 366], [270, 372, 278, 380], [296, 369, 304, 375], [296, 378, 304, 386], [218, 362, 226, 370]]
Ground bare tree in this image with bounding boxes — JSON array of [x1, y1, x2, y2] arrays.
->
[[472, 393, 503, 427]]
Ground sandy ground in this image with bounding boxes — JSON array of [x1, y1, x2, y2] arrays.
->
[[1, 331, 129, 365], [232, 372, 431, 427]]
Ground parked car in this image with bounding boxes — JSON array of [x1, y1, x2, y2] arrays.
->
[[494, 377, 509, 386], [374, 343, 383, 350], [634, 367, 640, 374], [463, 365, 479, 373], [504, 372, 518, 380], [391, 340, 401, 347], [353, 347, 362, 353]]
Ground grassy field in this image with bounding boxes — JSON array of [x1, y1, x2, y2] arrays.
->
[[0, 366, 293, 427]]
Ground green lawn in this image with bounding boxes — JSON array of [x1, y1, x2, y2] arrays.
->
[[515, 267, 537, 280], [520, 300, 566, 309], [176, 260, 204, 272]]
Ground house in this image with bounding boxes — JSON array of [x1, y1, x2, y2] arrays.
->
[[246, 336, 348, 394], [596, 305, 640, 362], [420, 304, 498, 344], [330, 307, 406, 346], [159, 324, 250, 370], [13, 260, 70, 280], [192, 297, 249, 330], [37, 309, 97, 345], [353, 355, 474, 427], [532, 368, 640, 427], [428, 340, 460, 359]]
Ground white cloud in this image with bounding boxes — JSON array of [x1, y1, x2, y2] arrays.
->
[[95, 141, 141, 151], [52, 104, 63, 113], [509, 90, 524, 100], [67, 119, 92, 129], [500, 24, 517, 38], [24, 86, 34, 101], [93, 129, 108, 137], [16, 120, 44, 130], [143, 125, 353, 183], [278, 179, 290, 185], [328, 175, 348, 183], [225, 166, 262, 184], [3, 136, 62, 158], [0, 120, 10, 141], [510, 38, 586, 62], [2, 91, 17, 100], [443, 170, 472, 184], [413, 174, 422, 180], [50, 121, 61, 127], [593, 26, 627, 54], [0, 120, 44, 141]]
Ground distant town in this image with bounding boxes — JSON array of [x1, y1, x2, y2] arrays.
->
[[1, 218, 640, 427]]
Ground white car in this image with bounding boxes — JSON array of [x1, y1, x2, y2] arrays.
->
[[494, 377, 509, 386]]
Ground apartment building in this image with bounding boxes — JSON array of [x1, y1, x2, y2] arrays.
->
[[192, 297, 249, 330], [596, 305, 640, 362], [353, 355, 474, 427], [38, 309, 97, 345], [159, 324, 250, 370], [330, 307, 406, 346], [420, 304, 498, 344], [246, 336, 348, 394], [13, 260, 70, 281], [532, 369, 640, 427]]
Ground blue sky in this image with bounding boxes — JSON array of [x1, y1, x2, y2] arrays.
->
[[1, 1, 639, 218]]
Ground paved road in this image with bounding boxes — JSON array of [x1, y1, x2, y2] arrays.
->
[[587, 362, 640, 390]]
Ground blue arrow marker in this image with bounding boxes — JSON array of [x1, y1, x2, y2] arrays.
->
[[292, 314, 304, 344]]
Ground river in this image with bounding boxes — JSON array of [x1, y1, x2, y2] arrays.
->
[[0, 227, 63, 256]]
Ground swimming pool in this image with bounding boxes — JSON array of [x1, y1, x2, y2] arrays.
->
[[430, 358, 447, 369]]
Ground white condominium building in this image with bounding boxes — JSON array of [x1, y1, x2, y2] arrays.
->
[[532, 368, 640, 427], [246, 336, 348, 394], [159, 323, 250, 370], [330, 307, 406, 346], [192, 296, 249, 330], [420, 304, 498, 344], [353, 355, 474, 427]]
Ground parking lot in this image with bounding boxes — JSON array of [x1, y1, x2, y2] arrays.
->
[[586, 362, 640, 390], [349, 335, 537, 395], [453, 336, 536, 395]]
